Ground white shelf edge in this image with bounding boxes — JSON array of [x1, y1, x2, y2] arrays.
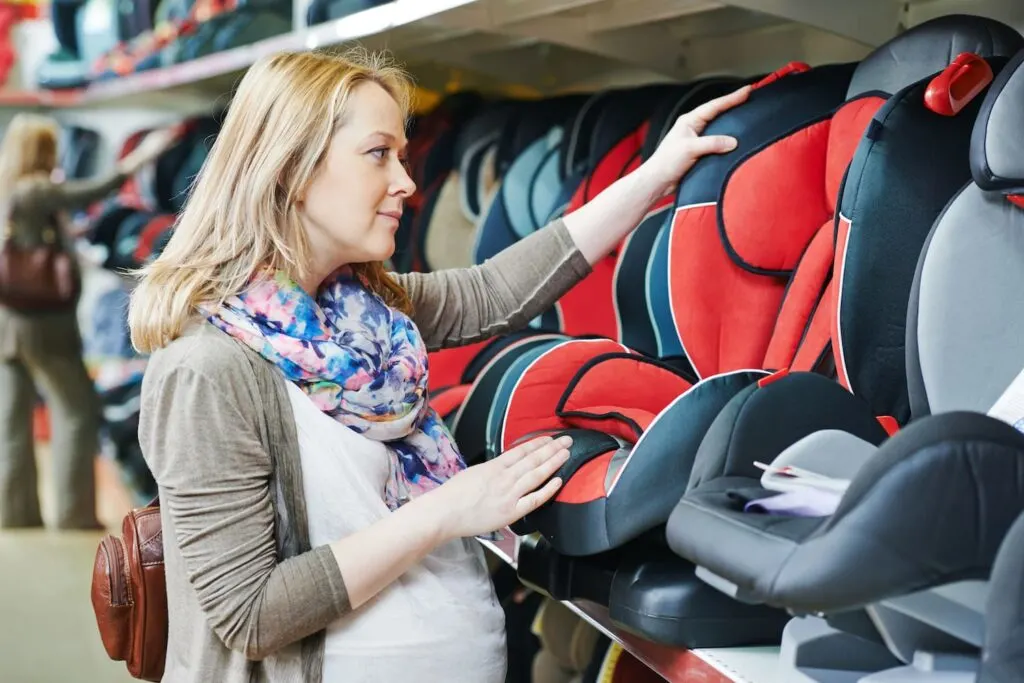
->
[[33, 0, 483, 107]]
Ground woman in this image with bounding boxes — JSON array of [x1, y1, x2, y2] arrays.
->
[[130, 49, 748, 682], [0, 114, 174, 529]]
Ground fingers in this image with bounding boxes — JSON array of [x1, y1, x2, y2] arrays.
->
[[516, 476, 564, 516], [688, 134, 738, 156], [507, 434, 573, 478], [497, 435, 554, 466], [683, 84, 752, 134], [513, 443, 570, 497]]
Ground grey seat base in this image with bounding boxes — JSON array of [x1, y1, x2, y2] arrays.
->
[[779, 615, 981, 683]]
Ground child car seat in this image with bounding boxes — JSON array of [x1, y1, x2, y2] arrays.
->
[[60, 126, 100, 180], [424, 102, 513, 271], [664, 50, 1024, 676], [501, 15, 1023, 560], [980, 509, 1024, 683], [613, 78, 741, 356], [498, 58, 861, 554], [548, 84, 691, 340]]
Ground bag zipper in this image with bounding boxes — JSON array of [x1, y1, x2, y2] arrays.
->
[[100, 536, 131, 607]]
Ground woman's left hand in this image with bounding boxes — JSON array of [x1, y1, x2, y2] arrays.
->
[[639, 85, 752, 196]]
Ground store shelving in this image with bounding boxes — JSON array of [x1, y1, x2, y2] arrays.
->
[[3, 0, 1023, 113], [0, 0, 944, 111], [477, 533, 790, 683]]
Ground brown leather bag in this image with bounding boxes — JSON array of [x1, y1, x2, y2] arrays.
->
[[0, 222, 80, 312], [91, 499, 167, 682]]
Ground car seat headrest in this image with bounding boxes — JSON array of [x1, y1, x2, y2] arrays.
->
[[847, 14, 1024, 98], [971, 49, 1024, 199]]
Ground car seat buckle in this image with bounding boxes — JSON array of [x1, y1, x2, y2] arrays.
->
[[1008, 195, 1024, 209], [924, 52, 993, 116]]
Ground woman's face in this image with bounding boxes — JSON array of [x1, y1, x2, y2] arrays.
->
[[298, 81, 416, 278]]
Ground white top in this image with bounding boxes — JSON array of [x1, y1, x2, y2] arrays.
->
[[287, 382, 508, 683]]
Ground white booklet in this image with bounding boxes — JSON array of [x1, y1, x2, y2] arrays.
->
[[754, 460, 852, 495]]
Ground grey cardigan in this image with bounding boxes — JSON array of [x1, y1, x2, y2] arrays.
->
[[139, 220, 590, 682]]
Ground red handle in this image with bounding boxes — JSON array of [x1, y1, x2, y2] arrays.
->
[[752, 62, 811, 90], [924, 52, 993, 116]]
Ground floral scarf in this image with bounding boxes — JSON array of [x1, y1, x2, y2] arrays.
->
[[203, 269, 465, 510]]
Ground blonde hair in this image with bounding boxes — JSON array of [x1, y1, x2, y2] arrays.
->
[[129, 49, 414, 354], [0, 113, 59, 195]]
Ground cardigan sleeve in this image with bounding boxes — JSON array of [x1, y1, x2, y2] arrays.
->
[[391, 218, 592, 351], [140, 344, 350, 660], [22, 172, 130, 211]]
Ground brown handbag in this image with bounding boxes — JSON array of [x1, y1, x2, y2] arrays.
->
[[0, 221, 80, 312], [91, 499, 167, 682]]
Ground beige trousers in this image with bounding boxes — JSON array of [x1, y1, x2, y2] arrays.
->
[[0, 309, 100, 528]]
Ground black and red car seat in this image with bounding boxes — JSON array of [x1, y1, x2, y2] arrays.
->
[[612, 78, 743, 357], [430, 86, 708, 421], [663, 46, 1024, 681], [496, 57, 867, 553], [545, 84, 692, 339], [498, 15, 1023, 560]]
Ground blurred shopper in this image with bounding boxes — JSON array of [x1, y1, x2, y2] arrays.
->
[[0, 114, 175, 529]]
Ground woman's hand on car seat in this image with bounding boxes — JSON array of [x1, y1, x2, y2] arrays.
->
[[641, 84, 752, 196], [430, 435, 572, 540], [563, 84, 751, 266], [329, 435, 571, 611]]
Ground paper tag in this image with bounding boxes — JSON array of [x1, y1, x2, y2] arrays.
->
[[988, 367, 1024, 434], [755, 461, 851, 495]]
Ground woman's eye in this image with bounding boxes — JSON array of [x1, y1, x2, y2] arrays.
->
[[370, 147, 388, 161]]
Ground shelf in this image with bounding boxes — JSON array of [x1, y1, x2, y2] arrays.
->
[[477, 533, 789, 683], [0, 88, 83, 108], [2, 0, 1021, 111], [0, 0, 919, 111]]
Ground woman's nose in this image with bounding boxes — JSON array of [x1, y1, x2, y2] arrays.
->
[[393, 164, 416, 197]]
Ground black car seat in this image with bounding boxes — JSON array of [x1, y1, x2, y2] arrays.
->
[[424, 102, 514, 271], [59, 126, 100, 180], [37, 0, 91, 89], [664, 46, 1024, 681], [979, 509, 1024, 683], [470, 93, 614, 267], [544, 84, 689, 341]]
